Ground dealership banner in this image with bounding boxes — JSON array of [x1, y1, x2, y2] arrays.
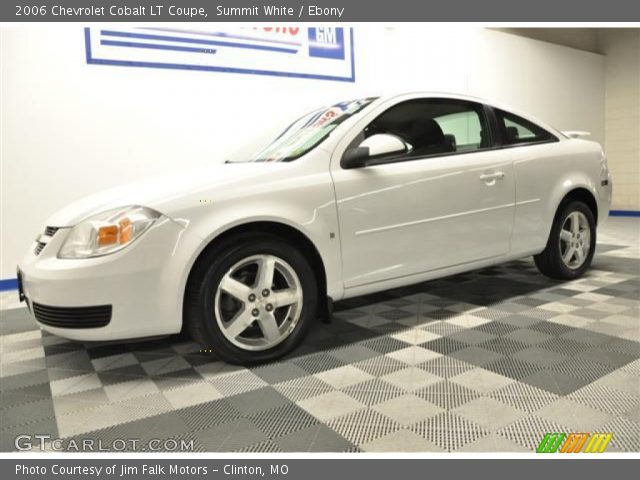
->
[[3, 0, 640, 21], [84, 26, 355, 81]]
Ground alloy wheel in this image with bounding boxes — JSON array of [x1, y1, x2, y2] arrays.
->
[[559, 211, 591, 269], [214, 254, 303, 351]]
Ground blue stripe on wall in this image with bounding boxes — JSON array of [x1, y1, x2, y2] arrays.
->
[[610, 210, 640, 217], [100, 30, 299, 54], [101, 40, 218, 55], [0, 278, 18, 292]]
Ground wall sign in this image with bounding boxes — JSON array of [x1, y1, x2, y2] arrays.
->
[[84, 27, 355, 82]]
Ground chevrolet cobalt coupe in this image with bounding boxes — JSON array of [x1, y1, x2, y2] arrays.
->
[[18, 93, 612, 364]]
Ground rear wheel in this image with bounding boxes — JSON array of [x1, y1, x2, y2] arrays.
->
[[185, 234, 318, 364], [534, 201, 596, 280]]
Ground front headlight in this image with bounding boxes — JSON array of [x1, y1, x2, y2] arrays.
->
[[58, 206, 161, 259]]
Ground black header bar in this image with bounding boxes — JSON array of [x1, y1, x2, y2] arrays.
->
[[4, 0, 640, 22]]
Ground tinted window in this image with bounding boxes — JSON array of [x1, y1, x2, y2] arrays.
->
[[359, 99, 491, 161], [434, 110, 485, 153], [495, 109, 556, 146]]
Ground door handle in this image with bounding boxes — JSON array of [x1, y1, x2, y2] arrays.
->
[[479, 171, 505, 182]]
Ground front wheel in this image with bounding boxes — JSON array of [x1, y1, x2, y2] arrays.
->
[[185, 234, 318, 365], [534, 201, 596, 280]]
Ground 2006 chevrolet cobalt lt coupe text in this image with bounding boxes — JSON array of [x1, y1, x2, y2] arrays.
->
[[18, 93, 612, 364]]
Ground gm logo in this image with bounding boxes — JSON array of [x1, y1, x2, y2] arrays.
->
[[537, 432, 613, 453], [308, 28, 345, 60]]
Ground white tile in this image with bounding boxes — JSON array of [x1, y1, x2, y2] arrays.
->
[[381, 367, 441, 391], [91, 353, 139, 372], [373, 394, 443, 426], [56, 396, 171, 437], [391, 328, 441, 345], [362, 428, 444, 452], [447, 314, 491, 329], [50, 373, 102, 397], [454, 397, 526, 429], [539, 302, 580, 314], [450, 368, 514, 394], [0, 329, 42, 345], [140, 356, 191, 375], [386, 346, 442, 365], [104, 378, 160, 402], [601, 314, 638, 327], [573, 292, 614, 302], [162, 382, 223, 409], [0, 346, 44, 364], [537, 399, 613, 431], [588, 302, 631, 314], [195, 362, 245, 380], [314, 365, 373, 389], [297, 391, 365, 422], [548, 314, 594, 328]]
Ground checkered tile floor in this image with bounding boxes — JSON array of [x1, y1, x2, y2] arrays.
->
[[1, 218, 639, 452]]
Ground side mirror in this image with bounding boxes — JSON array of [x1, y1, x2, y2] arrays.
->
[[342, 133, 408, 169]]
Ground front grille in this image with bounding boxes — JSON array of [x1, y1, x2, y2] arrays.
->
[[34, 226, 60, 256], [32, 303, 112, 328], [34, 242, 46, 255], [45, 226, 60, 237]]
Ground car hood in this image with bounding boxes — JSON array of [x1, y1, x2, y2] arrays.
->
[[45, 162, 280, 227]]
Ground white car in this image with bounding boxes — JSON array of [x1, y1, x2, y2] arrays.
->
[[18, 93, 612, 364]]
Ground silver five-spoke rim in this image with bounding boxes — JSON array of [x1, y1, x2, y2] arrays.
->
[[214, 254, 303, 351], [559, 211, 591, 269]]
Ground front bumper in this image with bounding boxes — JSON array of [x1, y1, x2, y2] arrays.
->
[[31, 302, 113, 329], [18, 218, 188, 342]]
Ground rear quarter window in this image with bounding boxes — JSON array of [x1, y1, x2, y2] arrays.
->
[[495, 109, 557, 146]]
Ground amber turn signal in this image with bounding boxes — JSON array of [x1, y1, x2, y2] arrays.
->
[[97, 225, 118, 246]]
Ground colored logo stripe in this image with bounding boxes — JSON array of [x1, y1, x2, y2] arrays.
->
[[537, 433, 566, 453], [583, 433, 613, 453], [537, 433, 613, 453], [560, 433, 589, 453]]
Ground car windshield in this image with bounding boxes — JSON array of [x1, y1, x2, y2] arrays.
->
[[234, 97, 377, 163]]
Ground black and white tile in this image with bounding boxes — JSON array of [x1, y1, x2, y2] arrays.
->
[[1, 218, 638, 452]]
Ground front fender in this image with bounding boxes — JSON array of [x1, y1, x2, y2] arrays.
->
[[168, 179, 343, 320]]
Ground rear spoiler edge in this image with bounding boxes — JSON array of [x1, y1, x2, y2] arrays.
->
[[562, 130, 591, 139]]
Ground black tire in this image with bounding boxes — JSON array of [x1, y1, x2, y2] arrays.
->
[[534, 200, 596, 280], [184, 233, 318, 365]]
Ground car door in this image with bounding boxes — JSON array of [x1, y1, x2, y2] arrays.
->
[[331, 97, 516, 289]]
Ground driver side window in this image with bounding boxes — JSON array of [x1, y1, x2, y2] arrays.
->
[[356, 98, 491, 163]]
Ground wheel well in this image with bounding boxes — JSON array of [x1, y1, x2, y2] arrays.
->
[[560, 188, 598, 223], [186, 221, 328, 314]]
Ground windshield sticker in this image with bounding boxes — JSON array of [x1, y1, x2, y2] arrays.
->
[[252, 97, 376, 162]]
